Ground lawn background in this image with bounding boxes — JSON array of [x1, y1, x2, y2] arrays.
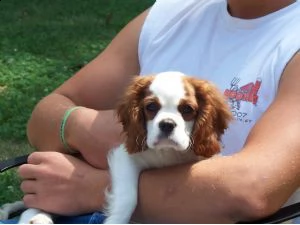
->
[[0, 0, 154, 206]]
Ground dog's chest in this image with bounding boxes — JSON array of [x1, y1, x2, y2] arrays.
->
[[132, 149, 202, 170]]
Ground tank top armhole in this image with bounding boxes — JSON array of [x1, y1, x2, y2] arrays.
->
[[273, 38, 300, 90]]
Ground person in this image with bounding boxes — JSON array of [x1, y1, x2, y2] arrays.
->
[[6, 0, 300, 223]]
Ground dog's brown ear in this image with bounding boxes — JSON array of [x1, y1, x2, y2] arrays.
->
[[117, 76, 154, 154], [188, 78, 232, 157]]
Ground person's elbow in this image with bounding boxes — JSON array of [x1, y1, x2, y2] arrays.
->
[[232, 175, 285, 222], [238, 192, 275, 221]]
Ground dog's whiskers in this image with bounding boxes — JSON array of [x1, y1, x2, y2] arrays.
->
[[135, 136, 147, 152], [187, 137, 195, 152], [135, 136, 140, 146], [141, 137, 147, 151]]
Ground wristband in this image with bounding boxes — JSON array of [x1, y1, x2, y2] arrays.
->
[[60, 106, 82, 153]]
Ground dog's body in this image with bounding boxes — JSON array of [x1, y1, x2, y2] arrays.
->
[[18, 72, 232, 224], [104, 72, 231, 223], [105, 144, 203, 223]]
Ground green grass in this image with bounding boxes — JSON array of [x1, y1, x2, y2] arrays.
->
[[0, 169, 24, 206], [0, 140, 33, 161], [0, 0, 154, 206], [0, 0, 154, 141], [0, 141, 33, 205]]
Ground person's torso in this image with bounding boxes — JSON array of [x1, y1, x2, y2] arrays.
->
[[139, 0, 300, 155]]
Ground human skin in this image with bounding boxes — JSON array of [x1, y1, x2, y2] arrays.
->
[[21, 0, 300, 223]]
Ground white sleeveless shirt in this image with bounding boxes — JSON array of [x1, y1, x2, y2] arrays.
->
[[139, 0, 300, 156], [138, 1, 300, 219]]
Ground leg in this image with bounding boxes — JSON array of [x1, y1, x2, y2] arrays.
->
[[104, 145, 141, 224]]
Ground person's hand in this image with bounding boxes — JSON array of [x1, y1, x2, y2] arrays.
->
[[18, 151, 109, 216]]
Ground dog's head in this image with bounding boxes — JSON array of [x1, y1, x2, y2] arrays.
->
[[117, 72, 232, 157]]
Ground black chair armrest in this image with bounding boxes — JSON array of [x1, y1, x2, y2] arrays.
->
[[0, 154, 29, 173]]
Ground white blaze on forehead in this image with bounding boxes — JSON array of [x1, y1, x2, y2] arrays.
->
[[149, 72, 186, 104]]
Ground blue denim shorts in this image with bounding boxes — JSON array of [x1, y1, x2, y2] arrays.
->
[[0, 211, 106, 224]]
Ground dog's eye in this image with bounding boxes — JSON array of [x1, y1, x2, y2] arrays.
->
[[179, 104, 194, 115], [145, 102, 160, 113]]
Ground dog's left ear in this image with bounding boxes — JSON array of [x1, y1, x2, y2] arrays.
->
[[188, 78, 232, 157], [117, 76, 154, 154]]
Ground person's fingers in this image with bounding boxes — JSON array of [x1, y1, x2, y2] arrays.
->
[[27, 152, 45, 165], [18, 164, 40, 180], [20, 180, 37, 194], [23, 194, 39, 209]]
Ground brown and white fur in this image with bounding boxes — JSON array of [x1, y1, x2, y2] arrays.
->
[[104, 71, 232, 223], [17, 71, 232, 224]]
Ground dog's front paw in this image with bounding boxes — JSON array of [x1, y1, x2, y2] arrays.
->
[[28, 213, 53, 224], [18, 208, 53, 224]]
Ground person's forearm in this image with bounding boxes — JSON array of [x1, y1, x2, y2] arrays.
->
[[134, 155, 271, 224], [27, 93, 123, 169], [66, 106, 123, 169], [27, 93, 76, 153]]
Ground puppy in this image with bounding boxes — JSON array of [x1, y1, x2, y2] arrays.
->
[[104, 71, 231, 223], [18, 208, 53, 224], [17, 71, 231, 224]]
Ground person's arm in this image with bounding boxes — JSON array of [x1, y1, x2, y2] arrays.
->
[[27, 9, 149, 169], [134, 52, 300, 223]]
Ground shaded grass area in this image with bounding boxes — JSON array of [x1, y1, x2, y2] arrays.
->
[[0, 140, 33, 161], [0, 0, 154, 141], [0, 141, 33, 206], [0, 0, 154, 206], [0, 169, 23, 206]]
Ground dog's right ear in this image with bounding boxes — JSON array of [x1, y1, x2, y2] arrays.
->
[[187, 78, 232, 157], [117, 76, 154, 154]]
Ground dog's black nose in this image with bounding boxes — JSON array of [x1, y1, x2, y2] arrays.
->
[[159, 119, 177, 135]]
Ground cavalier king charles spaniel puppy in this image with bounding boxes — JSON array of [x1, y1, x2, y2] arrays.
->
[[104, 71, 232, 224]]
